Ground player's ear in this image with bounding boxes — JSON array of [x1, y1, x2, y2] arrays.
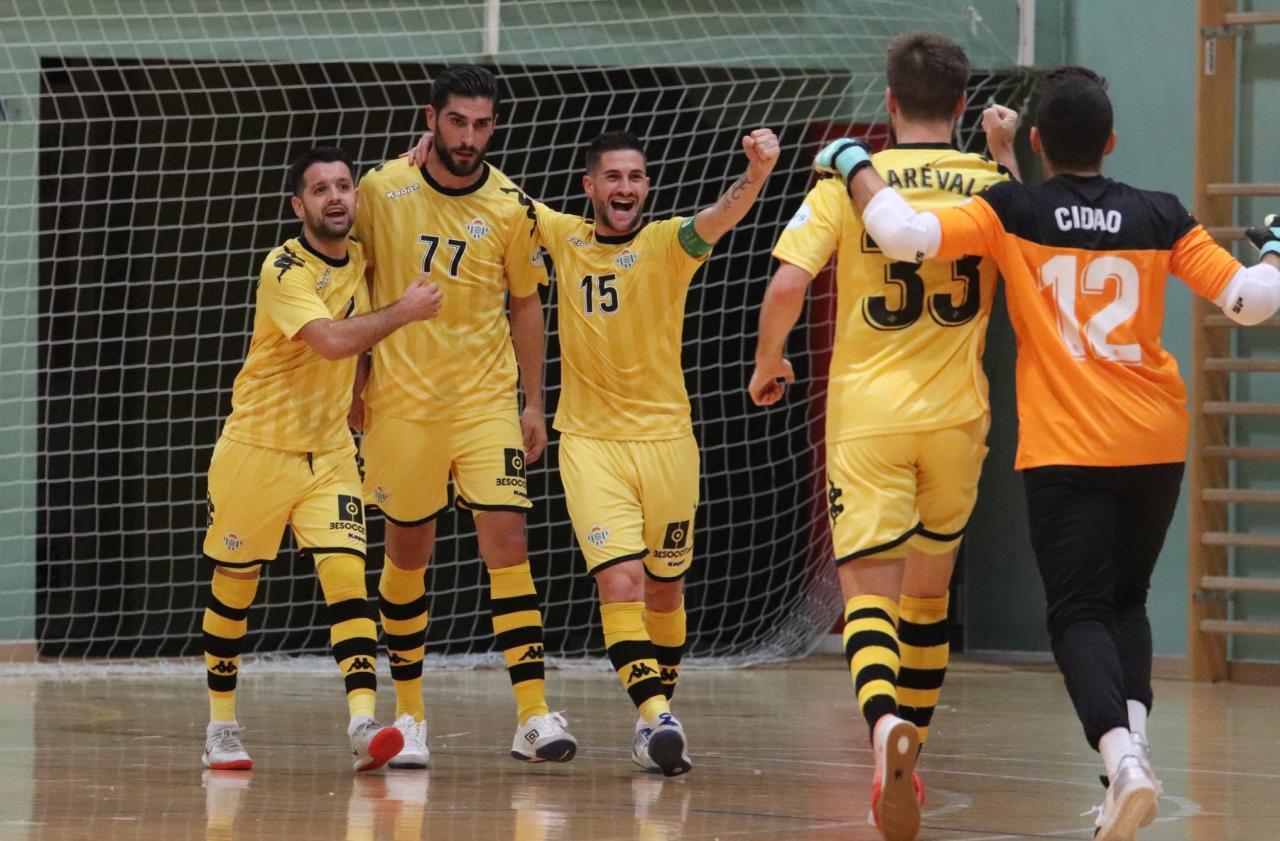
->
[[582, 172, 595, 198], [1102, 130, 1117, 157], [952, 92, 967, 119], [424, 105, 437, 131], [1029, 126, 1043, 156], [290, 194, 305, 221], [884, 87, 896, 116]]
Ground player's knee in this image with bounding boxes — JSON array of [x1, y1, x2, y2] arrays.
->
[[476, 512, 528, 567], [595, 561, 644, 604], [384, 521, 436, 568], [644, 578, 683, 612]]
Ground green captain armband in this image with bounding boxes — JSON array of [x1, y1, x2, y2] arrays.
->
[[677, 216, 714, 258]]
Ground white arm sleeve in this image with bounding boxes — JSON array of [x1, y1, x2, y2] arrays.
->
[[861, 187, 942, 263], [1214, 262, 1280, 325]]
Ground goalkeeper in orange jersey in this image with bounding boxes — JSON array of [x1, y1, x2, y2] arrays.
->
[[200, 146, 442, 772], [825, 65, 1280, 841], [749, 32, 1019, 841]]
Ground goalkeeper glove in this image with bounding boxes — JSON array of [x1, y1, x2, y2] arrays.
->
[[1245, 213, 1280, 258], [814, 139, 872, 183]]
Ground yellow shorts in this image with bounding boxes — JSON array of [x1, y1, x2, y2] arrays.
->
[[827, 415, 989, 564], [558, 432, 699, 581], [202, 436, 367, 568], [361, 408, 532, 525]]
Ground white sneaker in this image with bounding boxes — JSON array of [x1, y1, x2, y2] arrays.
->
[[631, 713, 692, 777], [869, 715, 921, 841], [1092, 755, 1158, 841], [511, 711, 577, 763], [1130, 732, 1164, 795], [348, 715, 405, 773], [387, 713, 429, 769], [203, 721, 252, 771]]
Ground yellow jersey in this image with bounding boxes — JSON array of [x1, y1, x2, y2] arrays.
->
[[772, 144, 1009, 442], [355, 158, 546, 421], [220, 235, 369, 453], [535, 204, 710, 441]]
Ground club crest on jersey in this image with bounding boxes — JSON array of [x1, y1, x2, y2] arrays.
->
[[615, 249, 638, 270], [316, 268, 333, 291], [373, 485, 389, 504], [587, 525, 609, 547], [222, 532, 243, 551], [466, 217, 489, 240], [386, 183, 420, 199]]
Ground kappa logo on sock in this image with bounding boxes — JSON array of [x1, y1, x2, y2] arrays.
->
[[518, 644, 544, 662], [627, 663, 658, 684], [346, 656, 374, 672], [388, 652, 411, 665], [337, 494, 364, 524], [828, 479, 845, 524], [662, 521, 690, 550], [211, 660, 237, 675], [660, 667, 679, 683]]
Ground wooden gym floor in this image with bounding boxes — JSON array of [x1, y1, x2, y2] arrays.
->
[[0, 657, 1274, 840]]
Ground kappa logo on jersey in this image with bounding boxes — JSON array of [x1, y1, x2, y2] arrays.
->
[[222, 532, 243, 551], [386, 183, 420, 199], [662, 521, 690, 550], [786, 203, 812, 230], [615, 248, 638, 270], [569, 236, 590, 248], [336, 494, 364, 524], [828, 480, 844, 524], [273, 245, 305, 282], [466, 217, 490, 240], [499, 186, 537, 235], [316, 268, 333, 291], [343, 295, 356, 319], [206, 493, 215, 528], [587, 525, 609, 547]]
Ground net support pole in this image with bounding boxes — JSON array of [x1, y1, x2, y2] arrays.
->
[[1017, 0, 1036, 66], [485, 0, 501, 57]]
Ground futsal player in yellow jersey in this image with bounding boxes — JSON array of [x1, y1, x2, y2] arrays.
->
[[200, 147, 443, 772], [535, 127, 779, 776], [353, 65, 575, 767], [749, 34, 1017, 841]]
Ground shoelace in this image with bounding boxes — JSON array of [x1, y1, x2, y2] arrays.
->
[[210, 727, 246, 753]]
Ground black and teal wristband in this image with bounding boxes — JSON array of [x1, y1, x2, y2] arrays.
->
[[677, 216, 714, 258]]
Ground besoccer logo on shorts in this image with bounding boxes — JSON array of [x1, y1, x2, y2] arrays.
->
[[337, 494, 364, 525], [504, 448, 526, 479], [662, 521, 690, 550]]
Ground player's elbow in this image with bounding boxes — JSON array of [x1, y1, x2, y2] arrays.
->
[[1216, 264, 1280, 326], [297, 320, 346, 360]]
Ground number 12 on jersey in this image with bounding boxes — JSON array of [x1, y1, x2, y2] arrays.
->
[[580, 273, 618, 314], [1038, 254, 1141, 363]]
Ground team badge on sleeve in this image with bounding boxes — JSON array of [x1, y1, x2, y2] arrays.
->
[[786, 203, 812, 230]]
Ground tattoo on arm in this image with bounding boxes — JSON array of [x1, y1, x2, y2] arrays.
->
[[719, 170, 757, 210]]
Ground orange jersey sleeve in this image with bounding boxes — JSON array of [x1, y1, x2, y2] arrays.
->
[[1169, 224, 1241, 301], [933, 197, 1000, 261]]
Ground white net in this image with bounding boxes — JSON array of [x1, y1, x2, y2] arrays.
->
[[0, 1, 1035, 663]]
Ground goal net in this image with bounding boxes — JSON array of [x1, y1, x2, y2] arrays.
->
[[2, 1, 1036, 664]]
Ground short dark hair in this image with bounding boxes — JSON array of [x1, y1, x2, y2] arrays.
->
[[429, 64, 498, 113], [1035, 66, 1113, 170], [885, 32, 970, 122], [286, 146, 355, 196], [585, 130, 646, 172]]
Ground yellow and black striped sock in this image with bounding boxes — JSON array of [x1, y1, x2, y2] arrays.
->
[[897, 593, 950, 748], [379, 556, 427, 721], [644, 600, 686, 700], [488, 561, 549, 725], [843, 594, 900, 739], [318, 553, 378, 720], [601, 601, 669, 724], [204, 567, 260, 722]]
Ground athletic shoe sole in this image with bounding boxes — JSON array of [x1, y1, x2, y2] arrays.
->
[[387, 753, 428, 770], [646, 729, 692, 778], [510, 737, 577, 763], [203, 756, 253, 771], [876, 719, 921, 841], [1094, 785, 1158, 841], [355, 727, 405, 773]]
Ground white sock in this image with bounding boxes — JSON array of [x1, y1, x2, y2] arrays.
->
[[1127, 700, 1148, 741], [1098, 727, 1132, 778]]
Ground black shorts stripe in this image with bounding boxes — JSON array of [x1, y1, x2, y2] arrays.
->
[[652, 645, 684, 665], [383, 630, 426, 651], [490, 594, 541, 617], [897, 666, 947, 690], [379, 593, 428, 622], [495, 625, 544, 651], [643, 564, 689, 583], [606, 639, 656, 672], [342, 671, 378, 693], [626, 676, 665, 708], [507, 661, 545, 686], [916, 524, 965, 542], [590, 549, 649, 576], [302, 546, 367, 562], [202, 632, 244, 659], [846, 606, 896, 625], [328, 597, 374, 625], [206, 595, 250, 623], [204, 553, 273, 570], [376, 504, 449, 527], [332, 637, 378, 664], [844, 631, 899, 663], [206, 672, 238, 693], [898, 620, 950, 648], [835, 525, 920, 566], [853, 663, 898, 695], [390, 661, 424, 681], [456, 498, 530, 514]]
